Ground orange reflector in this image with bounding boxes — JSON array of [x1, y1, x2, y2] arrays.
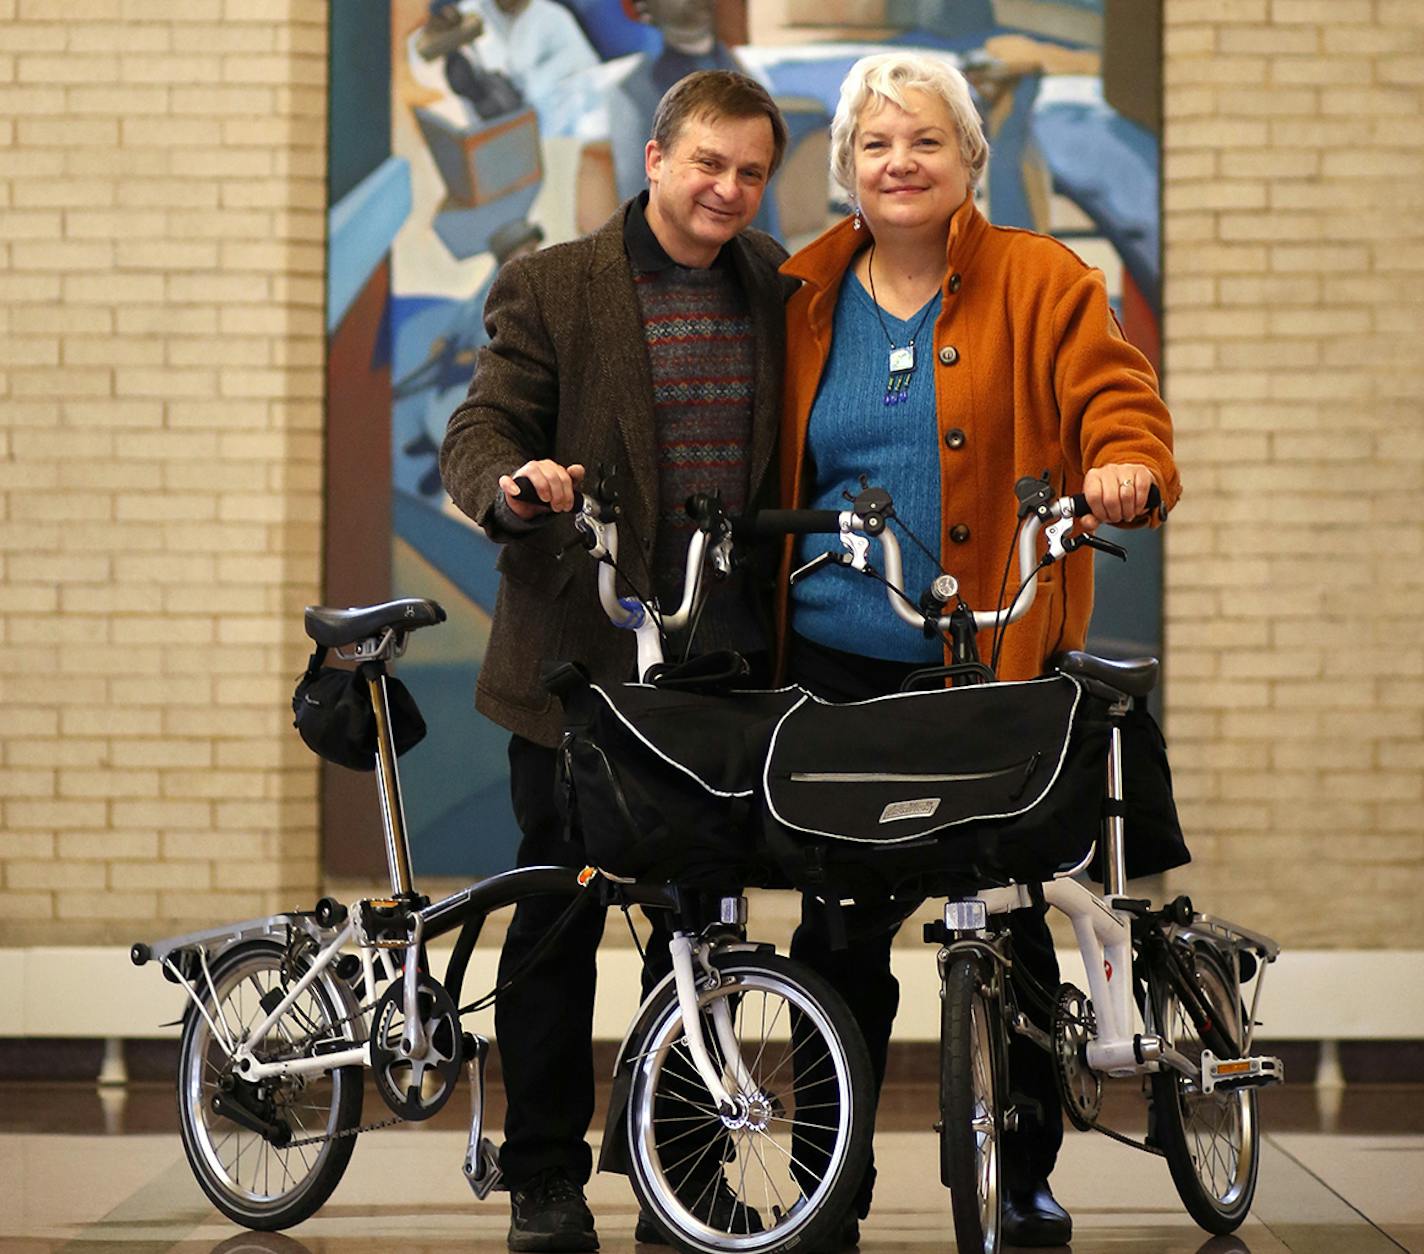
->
[[577, 866, 597, 887], [1216, 1060, 1252, 1075]]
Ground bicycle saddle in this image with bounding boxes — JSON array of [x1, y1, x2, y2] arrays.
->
[[1053, 650, 1159, 698], [303, 598, 446, 648]]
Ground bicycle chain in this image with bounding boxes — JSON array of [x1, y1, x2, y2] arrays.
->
[[1005, 961, 1166, 1157], [256, 993, 378, 1065], [1082, 1111, 1164, 1156], [266, 953, 466, 1147], [234, 942, 392, 1150], [245, 996, 407, 1150], [286, 1112, 407, 1148]]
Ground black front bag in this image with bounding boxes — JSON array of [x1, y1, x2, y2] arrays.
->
[[762, 675, 1114, 896], [551, 666, 1187, 897], [550, 666, 800, 889]]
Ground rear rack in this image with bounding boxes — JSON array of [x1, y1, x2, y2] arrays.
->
[[130, 912, 332, 974], [1171, 914, 1281, 1054], [1176, 913, 1281, 963]]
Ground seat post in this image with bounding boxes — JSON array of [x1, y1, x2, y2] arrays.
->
[[367, 668, 416, 897], [1103, 701, 1129, 898]]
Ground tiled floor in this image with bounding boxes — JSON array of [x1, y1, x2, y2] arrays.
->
[[1, 1081, 1420, 1253]]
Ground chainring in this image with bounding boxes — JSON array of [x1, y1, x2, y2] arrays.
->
[[1051, 982, 1103, 1131], [369, 976, 462, 1121]]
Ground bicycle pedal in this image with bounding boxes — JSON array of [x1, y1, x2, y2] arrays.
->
[[464, 1136, 503, 1200], [1200, 1050, 1284, 1094], [353, 897, 416, 949]]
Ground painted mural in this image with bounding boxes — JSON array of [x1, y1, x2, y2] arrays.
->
[[325, 0, 1164, 876]]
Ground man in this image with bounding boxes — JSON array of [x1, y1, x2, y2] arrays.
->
[[440, 71, 789, 1253], [468, 0, 599, 135]]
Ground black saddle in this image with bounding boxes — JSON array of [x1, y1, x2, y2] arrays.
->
[[303, 598, 446, 648], [1053, 650, 1159, 698]]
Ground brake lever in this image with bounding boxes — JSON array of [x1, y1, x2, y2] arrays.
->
[[1075, 533, 1128, 561], [790, 550, 848, 586], [1059, 531, 1128, 561]]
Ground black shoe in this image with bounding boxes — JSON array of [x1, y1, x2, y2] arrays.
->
[[795, 1209, 861, 1253], [634, 1180, 764, 1244], [508, 1169, 599, 1252], [828, 1211, 860, 1249], [1002, 1180, 1072, 1247]]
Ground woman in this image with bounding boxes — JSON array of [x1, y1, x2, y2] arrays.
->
[[777, 53, 1180, 1249]]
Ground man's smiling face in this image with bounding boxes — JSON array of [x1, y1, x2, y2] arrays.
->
[[644, 111, 775, 268]]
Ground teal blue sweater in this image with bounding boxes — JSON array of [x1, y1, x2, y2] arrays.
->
[[791, 276, 945, 662]]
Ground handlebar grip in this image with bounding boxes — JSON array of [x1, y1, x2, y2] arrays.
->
[[510, 473, 584, 513], [1069, 482, 1163, 520], [732, 509, 845, 538]]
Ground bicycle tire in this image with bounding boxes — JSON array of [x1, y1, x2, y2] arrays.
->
[[176, 940, 364, 1230], [1148, 941, 1259, 1235], [624, 950, 872, 1254], [940, 953, 1003, 1254]]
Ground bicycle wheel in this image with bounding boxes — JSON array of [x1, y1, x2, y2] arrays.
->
[[625, 951, 872, 1254], [176, 940, 364, 1229], [940, 953, 1003, 1254], [1149, 942, 1259, 1235]]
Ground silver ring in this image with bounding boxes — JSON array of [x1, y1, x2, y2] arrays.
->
[[1119, 478, 1133, 490]]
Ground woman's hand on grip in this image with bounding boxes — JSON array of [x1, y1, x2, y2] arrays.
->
[[1081, 463, 1155, 531]]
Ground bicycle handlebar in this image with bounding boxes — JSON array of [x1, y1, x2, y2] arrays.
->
[[730, 509, 846, 538], [511, 463, 1160, 671], [730, 482, 1162, 635]]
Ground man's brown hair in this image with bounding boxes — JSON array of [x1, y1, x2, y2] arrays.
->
[[650, 70, 789, 178]]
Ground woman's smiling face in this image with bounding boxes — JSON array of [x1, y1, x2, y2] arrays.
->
[[853, 88, 970, 237]]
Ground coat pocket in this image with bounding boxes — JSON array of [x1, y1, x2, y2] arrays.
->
[[480, 541, 578, 713], [495, 533, 575, 598]]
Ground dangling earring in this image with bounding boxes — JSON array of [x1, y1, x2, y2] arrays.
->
[[852, 207, 862, 231]]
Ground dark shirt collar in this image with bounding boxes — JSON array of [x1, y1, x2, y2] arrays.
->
[[624, 190, 734, 273]]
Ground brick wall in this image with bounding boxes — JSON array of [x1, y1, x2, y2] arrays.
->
[[1, 2, 1420, 954], [0, 1, 328, 945], [1159, 0, 1424, 947]]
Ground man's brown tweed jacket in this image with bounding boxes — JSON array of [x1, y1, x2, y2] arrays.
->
[[440, 202, 790, 747]]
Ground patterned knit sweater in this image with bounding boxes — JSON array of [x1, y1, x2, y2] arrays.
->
[[633, 262, 762, 655]]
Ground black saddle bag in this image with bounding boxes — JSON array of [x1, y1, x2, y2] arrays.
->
[[291, 646, 427, 771]]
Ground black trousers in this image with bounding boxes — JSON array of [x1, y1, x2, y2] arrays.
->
[[495, 733, 674, 1189], [495, 651, 770, 1190], [786, 636, 1064, 1217]]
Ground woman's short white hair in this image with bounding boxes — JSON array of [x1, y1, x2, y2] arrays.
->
[[829, 52, 989, 201]]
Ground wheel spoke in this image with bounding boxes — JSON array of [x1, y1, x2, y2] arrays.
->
[[764, 1115, 842, 1133], [178, 946, 355, 1220], [1152, 944, 1257, 1218], [633, 965, 864, 1248], [746, 1125, 790, 1217], [756, 1024, 824, 1093]]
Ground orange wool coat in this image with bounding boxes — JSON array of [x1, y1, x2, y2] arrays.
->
[[776, 194, 1182, 682]]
